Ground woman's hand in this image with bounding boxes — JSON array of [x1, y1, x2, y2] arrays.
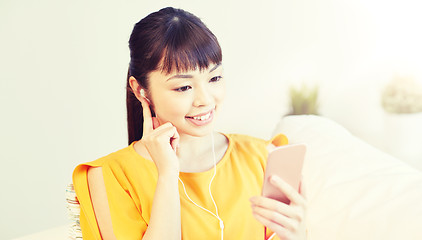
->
[[250, 175, 307, 240], [139, 96, 180, 176]]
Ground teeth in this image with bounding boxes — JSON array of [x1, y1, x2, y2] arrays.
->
[[193, 112, 211, 121]]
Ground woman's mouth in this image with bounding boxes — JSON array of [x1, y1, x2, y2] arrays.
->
[[185, 109, 214, 126]]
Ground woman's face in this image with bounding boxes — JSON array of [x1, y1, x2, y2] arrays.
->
[[146, 63, 225, 137]]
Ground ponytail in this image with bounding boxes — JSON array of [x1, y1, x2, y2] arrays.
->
[[126, 69, 144, 145]]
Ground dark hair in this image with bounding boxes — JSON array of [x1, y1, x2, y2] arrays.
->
[[126, 7, 222, 145]]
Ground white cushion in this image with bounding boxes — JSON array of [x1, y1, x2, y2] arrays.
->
[[273, 115, 422, 240]]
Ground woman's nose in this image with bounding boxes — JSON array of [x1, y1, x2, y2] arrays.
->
[[193, 85, 213, 107]]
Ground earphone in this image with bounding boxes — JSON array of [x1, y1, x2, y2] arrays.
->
[[178, 134, 275, 240], [141, 87, 224, 237], [140, 89, 151, 103], [141, 87, 223, 236], [141, 87, 223, 237], [178, 132, 225, 240]]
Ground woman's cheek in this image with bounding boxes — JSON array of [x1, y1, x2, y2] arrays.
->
[[160, 97, 191, 117], [214, 85, 226, 104]]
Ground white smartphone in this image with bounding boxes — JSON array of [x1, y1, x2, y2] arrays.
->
[[262, 143, 306, 204]]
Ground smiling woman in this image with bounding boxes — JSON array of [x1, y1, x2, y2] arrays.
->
[[126, 7, 223, 144], [72, 7, 306, 240]]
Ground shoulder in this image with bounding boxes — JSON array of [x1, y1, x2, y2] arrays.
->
[[225, 133, 288, 150], [225, 133, 265, 147], [221, 133, 288, 172], [75, 143, 138, 171], [73, 143, 148, 188], [222, 133, 288, 162], [224, 134, 287, 159]]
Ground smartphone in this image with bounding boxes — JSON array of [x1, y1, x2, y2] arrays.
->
[[262, 143, 306, 204]]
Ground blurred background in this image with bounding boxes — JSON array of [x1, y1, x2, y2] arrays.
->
[[1, 0, 421, 239]]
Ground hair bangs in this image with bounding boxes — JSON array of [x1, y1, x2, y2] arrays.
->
[[159, 18, 222, 74]]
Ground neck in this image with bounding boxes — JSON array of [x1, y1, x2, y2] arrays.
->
[[176, 132, 216, 173]]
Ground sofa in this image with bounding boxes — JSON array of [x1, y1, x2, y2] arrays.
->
[[14, 115, 422, 239], [274, 115, 422, 239]]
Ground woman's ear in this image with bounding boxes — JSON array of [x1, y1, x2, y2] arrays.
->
[[129, 76, 153, 108], [129, 76, 145, 102]]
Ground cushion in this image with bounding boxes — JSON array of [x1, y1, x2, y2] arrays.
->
[[273, 115, 422, 240]]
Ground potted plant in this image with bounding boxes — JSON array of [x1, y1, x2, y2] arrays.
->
[[287, 84, 319, 115], [381, 76, 422, 164], [273, 84, 320, 137], [381, 76, 422, 114]]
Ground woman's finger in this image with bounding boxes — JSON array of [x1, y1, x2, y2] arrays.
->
[[140, 96, 154, 135], [270, 175, 307, 207], [250, 196, 302, 221], [252, 205, 297, 231], [156, 123, 180, 153], [150, 123, 179, 142], [148, 122, 174, 136], [252, 211, 292, 240]]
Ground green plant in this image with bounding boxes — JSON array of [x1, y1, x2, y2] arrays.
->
[[381, 76, 422, 114], [288, 84, 319, 115]]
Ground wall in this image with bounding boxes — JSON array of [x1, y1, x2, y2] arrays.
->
[[1, 0, 421, 238]]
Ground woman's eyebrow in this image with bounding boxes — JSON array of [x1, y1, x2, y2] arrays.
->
[[167, 74, 193, 81], [209, 63, 222, 73], [166, 63, 222, 82]]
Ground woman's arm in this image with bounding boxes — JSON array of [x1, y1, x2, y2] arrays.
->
[[88, 166, 182, 240], [142, 172, 181, 240], [88, 167, 117, 240], [88, 84, 182, 239]]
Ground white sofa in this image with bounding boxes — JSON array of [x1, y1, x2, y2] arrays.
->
[[274, 115, 422, 240], [11, 225, 68, 240], [14, 115, 422, 239]]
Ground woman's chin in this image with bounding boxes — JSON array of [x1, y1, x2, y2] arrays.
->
[[178, 123, 216, 138]]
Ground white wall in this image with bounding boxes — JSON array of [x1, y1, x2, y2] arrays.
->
[[1, 0, 422, 239]]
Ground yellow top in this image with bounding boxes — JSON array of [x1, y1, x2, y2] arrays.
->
[[73, 133, 288, 240]]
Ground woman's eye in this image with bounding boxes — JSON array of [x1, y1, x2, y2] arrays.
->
[[174, 86, 192, 92], [210, 76, 222, 83]]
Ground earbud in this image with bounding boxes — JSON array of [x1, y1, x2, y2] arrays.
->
[[140, 89, 151, 103], [140, 89, 146, 97]]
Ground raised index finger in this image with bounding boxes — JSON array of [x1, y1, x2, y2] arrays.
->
[[139, 96, 154, 135]]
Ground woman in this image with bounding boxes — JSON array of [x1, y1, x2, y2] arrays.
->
[[73, 7, 307, 240]]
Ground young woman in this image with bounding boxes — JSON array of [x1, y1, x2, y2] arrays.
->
[[73, 7, 307, 240]]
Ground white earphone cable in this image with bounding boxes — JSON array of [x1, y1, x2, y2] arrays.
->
[[268, 232, 276, 240], [178, 132, 224, 240]]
